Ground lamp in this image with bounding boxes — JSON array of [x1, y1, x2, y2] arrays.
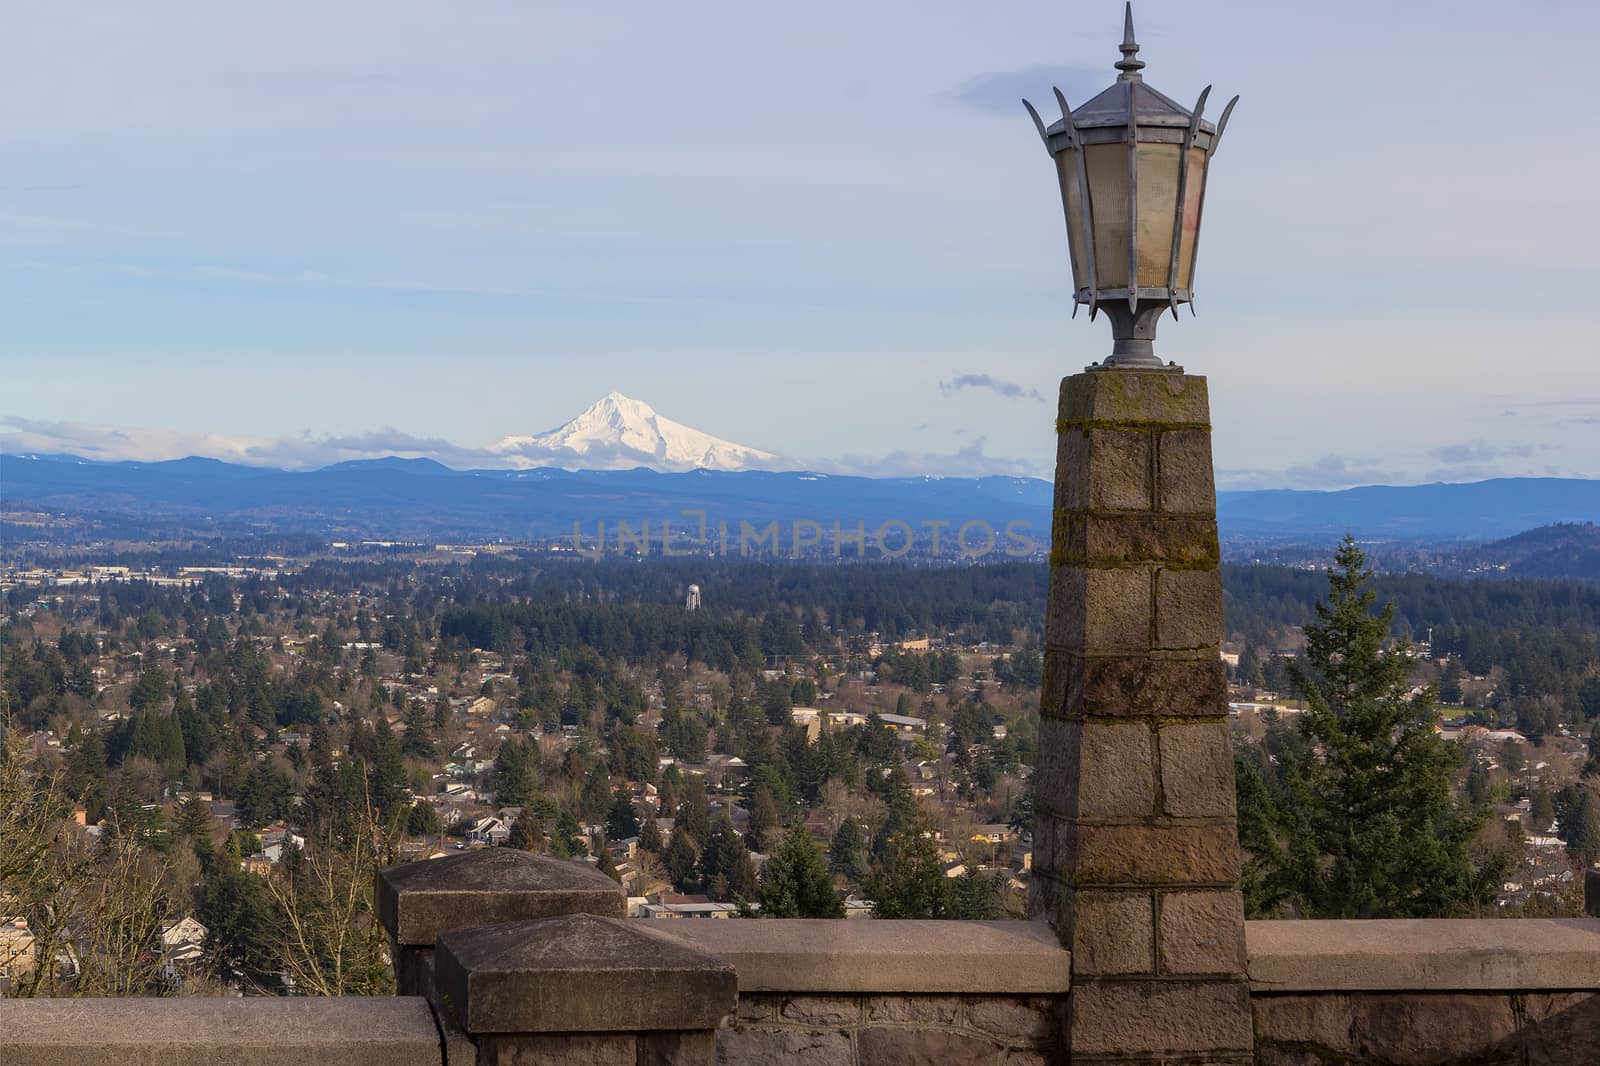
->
[[1025, 3, 1238, 370]]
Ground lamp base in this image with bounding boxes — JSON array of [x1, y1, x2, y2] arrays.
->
[[1086, 302, 1184, 372]]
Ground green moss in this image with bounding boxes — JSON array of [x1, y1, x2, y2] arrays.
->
[[1056, 417, 1211, 434]]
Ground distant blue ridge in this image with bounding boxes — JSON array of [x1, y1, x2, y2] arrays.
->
[[2, 454, 1595, 543]]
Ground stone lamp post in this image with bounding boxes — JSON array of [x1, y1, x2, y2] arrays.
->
[[1024, 2, 1237, 371], [1023, 5, 1253, 1063]]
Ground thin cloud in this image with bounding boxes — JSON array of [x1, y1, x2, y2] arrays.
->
[[1431, 440, 1551, 465], [948, 64, 1107, 117], [939, 374, 1045, 403], [819, 437, 1043, 479], [1217, 454, 1407, 492]]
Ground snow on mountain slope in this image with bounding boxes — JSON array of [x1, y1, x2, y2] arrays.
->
[[492, 392, 784, 472]]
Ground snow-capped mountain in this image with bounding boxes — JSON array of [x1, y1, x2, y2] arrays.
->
[[491, 392, 784, 472]]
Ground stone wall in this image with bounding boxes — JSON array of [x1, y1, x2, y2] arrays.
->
[[1254, 990, 1600, 1066], [718, 993, 1057, 1066]]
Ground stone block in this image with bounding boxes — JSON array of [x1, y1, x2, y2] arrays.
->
[[637, 1030, 718, 1066], [1059, 653, 1226, 719], [1250, 993, 1355, 1053], [778, 996, 860, 1028], [1038, 651, 1071, 720], [1082, 567, 1152, 652], [999, 1051, 1052, 1066], [378, 848, 625, 947], [1070, 514, 1219, 569], [1062, 822, 1241, 885], [863, 995, 963, 1026], [1085, 429, 1152, 513], [1349, 993, 1518, 1064], [1154, 567, 1224, 650], [1045, 565, 1086, 649], [1049, 566, 1158, 653], [713, 1028, 853, 1066], [733, 995, 779, 1023], [0, 998, 444, 1066], [651, 919, 1070, 996], [1030, 806, 1064, 874], [857, 1028, 1004, 1066], [1521, 992, 1600, 1066], [434, 913, 735, 1034], [963, 997, 1058, 1046], [475, 1033, 635, 1066], [1158, 890, 1246, 975], [1077, 721, 1157, 819], [1055, 427, 1090, 512], [395, 945, 435, 998], [1032, 721, 1154, 823], [1069, 977, 1252, 1055], [1157, 429, 1217, 515], [1160, 721, 1236, 820], [1243, 916, 1600, 991], [1061, 370, 1211, 426], [1067, 890, 1154, 976], [1028, 870, 1072, 935]]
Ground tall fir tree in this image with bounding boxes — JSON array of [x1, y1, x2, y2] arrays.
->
[[1236, 537, 1502, 918], [758, 825, 842, 918]]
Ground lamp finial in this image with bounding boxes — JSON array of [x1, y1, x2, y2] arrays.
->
[[1115, 3, 1145, 81]]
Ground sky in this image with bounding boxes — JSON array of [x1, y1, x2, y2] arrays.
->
[[2, 0, 1599, 488]]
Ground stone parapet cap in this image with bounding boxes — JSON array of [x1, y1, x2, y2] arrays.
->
[[378, 848, 624, 946], [648, 918, 1071, 994], [435, 912, 736, 1034], [1247, 918, 1600, 992], [0, 997, 449, 1066]]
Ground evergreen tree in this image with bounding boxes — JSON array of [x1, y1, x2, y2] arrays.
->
[[746, 785, 779, 853], [865, 826, 949, 919], [662, 829, 700, 891], [596, 844, 622, 883], [1564, 791, 1600, 866], [699, 813, 756, 901], [639, 816, 664, 854], [758, 825, 842, 918], [674, 780, 710, 845], [828, 816, 869, 882], [1235, 538, 1501, 918], [400, 703, 436, 761], [951, 866, 999, 920], [506, 812, 545, 852], [198, 864, 280, 989], [605, 789, 641, 841], [1532, 786, 1556, 831]]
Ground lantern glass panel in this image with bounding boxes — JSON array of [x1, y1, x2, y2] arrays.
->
[[1083, 142, 1129, 290], [1055, 151, 1091, 292], [1134, 141, 1181, 289], [1177, 145, 1208, 290]]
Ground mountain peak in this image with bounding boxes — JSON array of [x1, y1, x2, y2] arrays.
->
[[491, 394, 781, 473]]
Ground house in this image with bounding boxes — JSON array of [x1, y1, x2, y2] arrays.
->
[[0, 916, 36, 990], [641, 894, 738, 919], [467, 816, 510, 846], [158, 917, 208, 986]]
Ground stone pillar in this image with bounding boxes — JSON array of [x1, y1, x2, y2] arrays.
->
[[1029, 369, 1252, 1064], [376, 848, 626, 999], [433, 913, 736, 1066]]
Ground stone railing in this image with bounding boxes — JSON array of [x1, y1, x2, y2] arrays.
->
[[5, 847, 1600, 1065]]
